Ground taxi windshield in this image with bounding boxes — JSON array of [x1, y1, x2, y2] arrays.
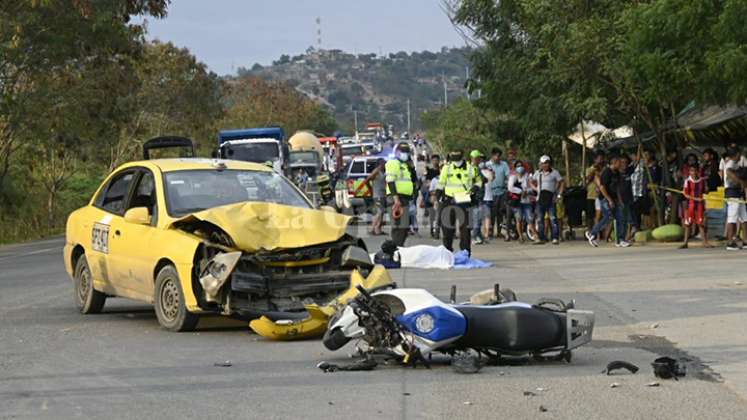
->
[[164, 169, 310, 216]]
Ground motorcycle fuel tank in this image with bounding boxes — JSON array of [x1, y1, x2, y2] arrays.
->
[[379, 289, 467, 352]]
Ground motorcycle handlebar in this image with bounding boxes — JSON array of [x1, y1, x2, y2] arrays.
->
[[356, 284, 373, 300]]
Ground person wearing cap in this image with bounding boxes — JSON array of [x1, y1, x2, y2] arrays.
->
[[530, 155, 565, 244], [507, 160, 537, 243], [385, 142, 415, 247], [437, 150, 477, 254]]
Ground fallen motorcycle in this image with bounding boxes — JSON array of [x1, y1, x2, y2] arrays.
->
[[323, 285, 594, 366]]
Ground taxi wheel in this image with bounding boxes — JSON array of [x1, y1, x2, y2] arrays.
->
[[73, 255, 106, 314], [154, 265, 198, 332]]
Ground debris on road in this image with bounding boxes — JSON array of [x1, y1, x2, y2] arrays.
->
[[463, 401, 472, 406], [647, 382, 661, 387], [317, 358, 378, 372], [213, 360, 232, 367], [523, 391, 537, 397], [652, 357, 686, 379], [650, 323, 660, 329], [539, 405, 548, 412], [603, 360, 640, 375], [610, 382, 621, 388], [451, 353, 482, 374]]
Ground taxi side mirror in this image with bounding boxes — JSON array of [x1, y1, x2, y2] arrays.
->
[[124, 207, 151, 225]]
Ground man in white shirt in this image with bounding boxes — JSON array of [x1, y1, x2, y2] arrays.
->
[[723, 147, 747, 250], [531, 155, 565, 245], [718, 143, 747, 175]]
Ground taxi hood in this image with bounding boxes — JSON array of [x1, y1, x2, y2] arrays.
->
[[171, 202, 352, 252]]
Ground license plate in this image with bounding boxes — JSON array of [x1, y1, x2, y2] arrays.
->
[[92, 223, 110, 254]]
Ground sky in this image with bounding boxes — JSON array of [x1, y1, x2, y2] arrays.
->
[[138, 0, 466, 75]]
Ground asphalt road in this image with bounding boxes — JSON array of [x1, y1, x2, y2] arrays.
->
[[2, 233, 747, 419]]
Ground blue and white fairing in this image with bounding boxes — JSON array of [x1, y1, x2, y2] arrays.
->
[[379, 289, 467, 354]]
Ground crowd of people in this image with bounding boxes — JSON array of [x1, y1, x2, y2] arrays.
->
[[373, 140, 747, 254]]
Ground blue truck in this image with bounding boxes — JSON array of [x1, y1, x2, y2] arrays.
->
[[218, 127, 288, 174]]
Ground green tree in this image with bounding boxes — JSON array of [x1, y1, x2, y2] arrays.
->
[[221, 76, 337, 136], [422, 98, 499, 154], [110, 41, 224, 168], [706, 0, 747, 104], [0, 0, 169, 190]]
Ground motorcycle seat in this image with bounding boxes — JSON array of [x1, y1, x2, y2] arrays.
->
[[453, 305, 566, 352]]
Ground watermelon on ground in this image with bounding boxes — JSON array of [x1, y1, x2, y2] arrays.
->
[[651, 224, 685, 242]]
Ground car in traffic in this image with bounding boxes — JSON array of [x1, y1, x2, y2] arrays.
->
[[334, 155, 383, 213], [339, 141, 381, 165], [64, 151, 391, 334]]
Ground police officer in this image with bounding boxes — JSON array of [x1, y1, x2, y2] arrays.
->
[[386, 142, 415, 247], [437, 150, 477, 255]]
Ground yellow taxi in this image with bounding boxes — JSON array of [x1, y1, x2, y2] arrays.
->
[[64, 155, 391, 336]]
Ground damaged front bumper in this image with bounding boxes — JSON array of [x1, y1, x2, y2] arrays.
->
[[196, 240, 393, 340], [249, 265, 393, 340]]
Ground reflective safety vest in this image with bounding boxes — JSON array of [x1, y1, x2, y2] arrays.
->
[[385, 159, 414, 196], [468, 163, 484, 188], [438, 163, 475, 197]]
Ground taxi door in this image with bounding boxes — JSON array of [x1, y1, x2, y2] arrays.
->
[[87, 169, 138, 296], [107, 169, 161, 302]]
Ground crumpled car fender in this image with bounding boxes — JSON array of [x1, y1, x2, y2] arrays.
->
[[249, 265, 393, 340]]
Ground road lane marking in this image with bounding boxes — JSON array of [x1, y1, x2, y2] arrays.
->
[[0, 247, 60, 262]]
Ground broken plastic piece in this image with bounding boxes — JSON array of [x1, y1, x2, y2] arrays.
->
[[317, 358, 378, 372], [603, 360, 640, 375], [249, 266, 394, 340], [199, 251, 241, 302], [341, 245, 373, 269]]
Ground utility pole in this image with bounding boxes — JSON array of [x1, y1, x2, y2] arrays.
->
[[442, 73, 448, 107], [406, 99, 411, 137], [465, 65, 470, 99], [315, 17, 322, 50], [353, 109, 358, 137]]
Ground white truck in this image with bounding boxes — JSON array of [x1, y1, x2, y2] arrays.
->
[[218, 127, 288, 174]]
